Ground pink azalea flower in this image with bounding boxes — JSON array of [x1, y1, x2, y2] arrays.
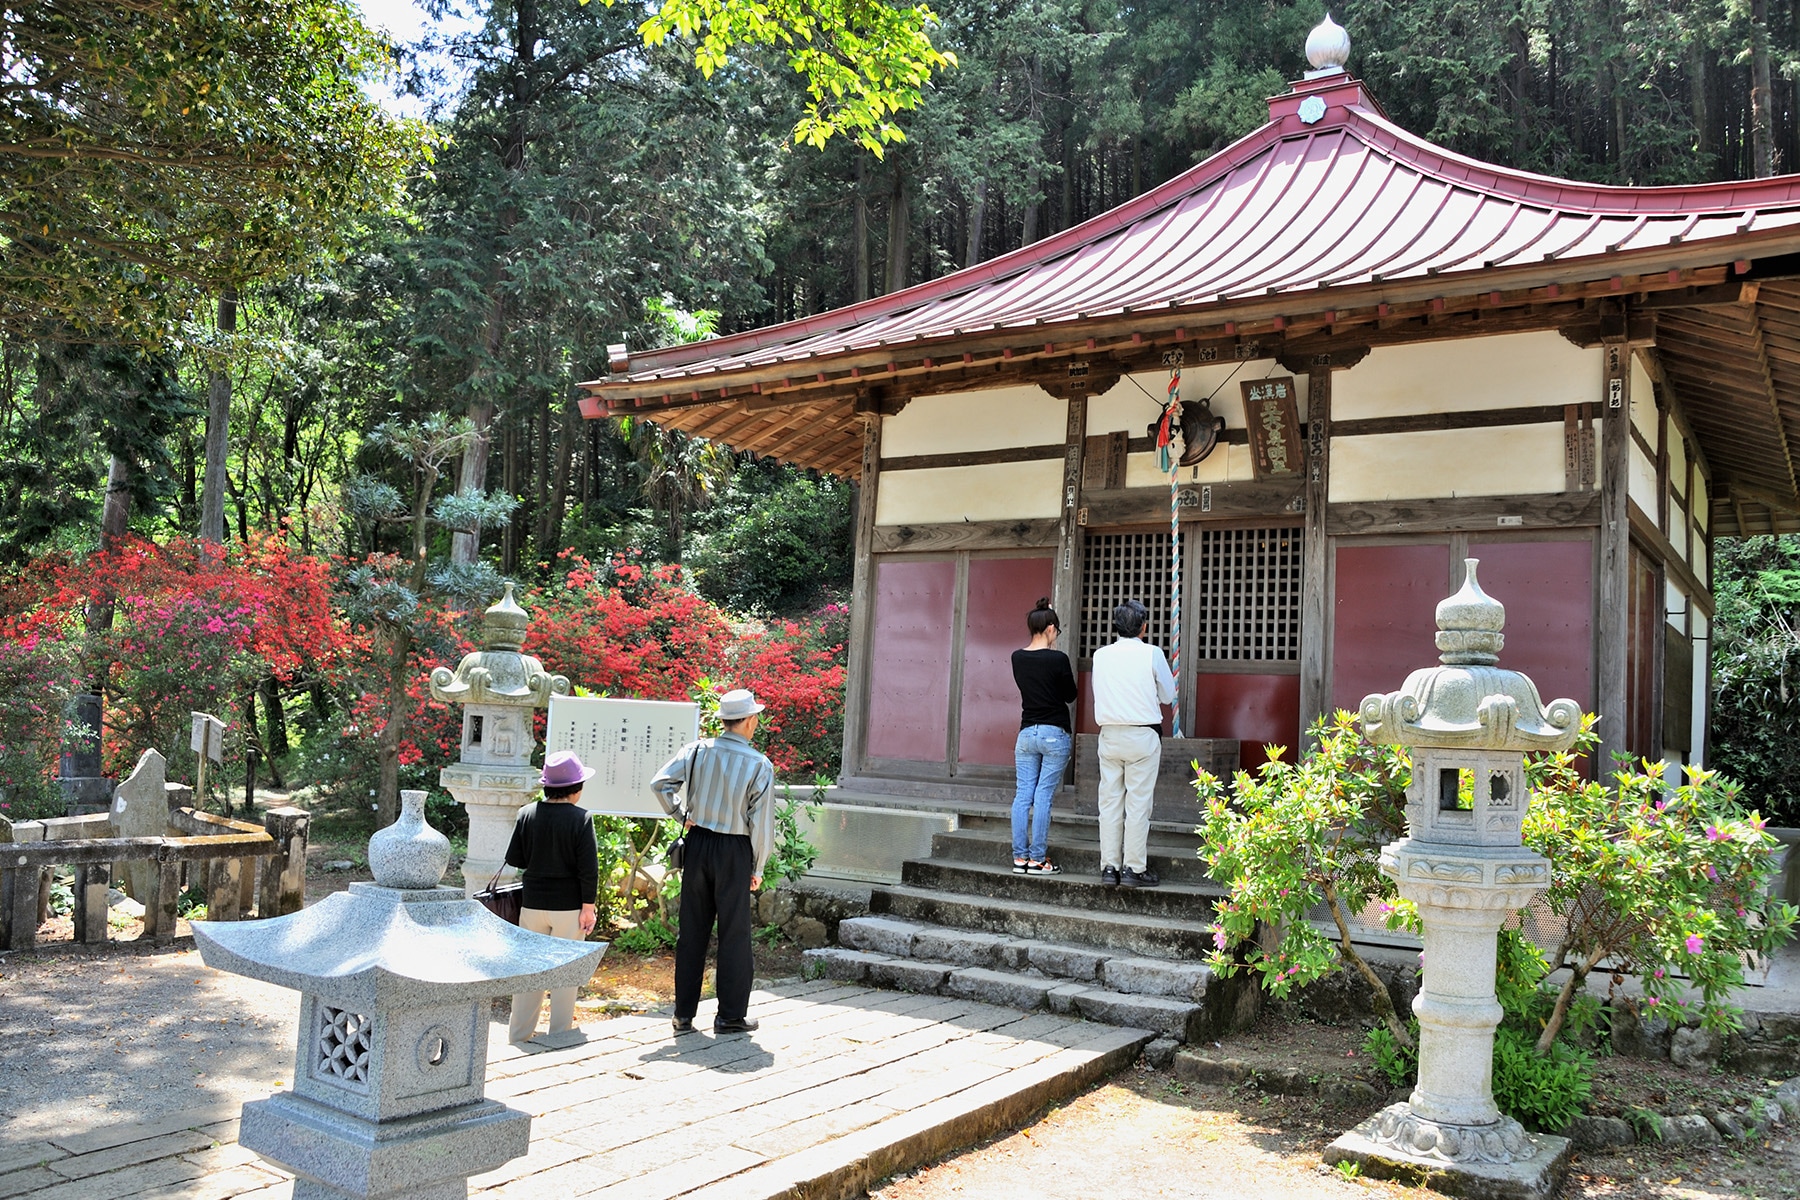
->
[[1685, 934, 1704, 954], [1705, 825, 1726, 842], [1212, 929, 1228, 951], [1705, 865, 1718, 881]]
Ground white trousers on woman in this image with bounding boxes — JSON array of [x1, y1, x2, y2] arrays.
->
[[509, 906, 583, 1042]]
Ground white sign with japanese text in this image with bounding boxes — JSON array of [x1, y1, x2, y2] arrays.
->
[[544, 696, 699, 817]]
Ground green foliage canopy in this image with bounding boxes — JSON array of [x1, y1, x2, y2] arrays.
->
[[0, 0, 432, 343]]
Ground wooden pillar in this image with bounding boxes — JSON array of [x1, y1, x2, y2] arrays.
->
[[1052, 395, 1088, 655], [1299, 361, 1333, 743], [840, 411, 883, 781], [1596, 341, 1632, 771]]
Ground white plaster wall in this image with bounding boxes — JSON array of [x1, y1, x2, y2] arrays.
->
[[1694, 473, 1710, 532], [1332, 332, 1598, 420], [1668, 429, 1688, 501], [881, 384, 1068, 457], [1630, 356, 1657, 447], [1691, 610, 1710, 766], [1123, 444, 1259, 488], [875, 459, 1063, 524], [1629, 440, 1658, 517], [1666, 579, 1689, 631], [1329, 425, 1567, 501], [1693, 534, 1708, 583]]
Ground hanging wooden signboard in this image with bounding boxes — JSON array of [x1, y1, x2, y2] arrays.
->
[[1242, 376, 1303, 479]]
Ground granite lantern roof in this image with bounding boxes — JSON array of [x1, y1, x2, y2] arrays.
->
[[579, 59, 1800, 533]]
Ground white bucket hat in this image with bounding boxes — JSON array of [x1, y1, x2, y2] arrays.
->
[[716, 688, 766, 721]]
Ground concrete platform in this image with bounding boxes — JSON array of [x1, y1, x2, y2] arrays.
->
[[0, 979, 1151, 1200]]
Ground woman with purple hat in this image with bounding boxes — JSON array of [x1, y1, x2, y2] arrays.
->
[[503, 749, 600, 1043]]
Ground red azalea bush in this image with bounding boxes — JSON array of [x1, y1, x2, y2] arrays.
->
[[521, 553, 846, 779], [0, 540, 846, 822], [0, 535, 353, 787]]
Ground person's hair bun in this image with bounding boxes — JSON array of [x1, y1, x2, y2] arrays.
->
[[1033, 596, 1052, 611]]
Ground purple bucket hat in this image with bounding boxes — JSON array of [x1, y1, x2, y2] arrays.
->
[[541, 749, 595, 788]]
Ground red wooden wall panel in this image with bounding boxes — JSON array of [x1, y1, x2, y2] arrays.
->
[[866, 558, 955, 762], [1332, 543, 1449, 713], [1192, 673, 1301, 770], [956, 557, 1056, 766], [1469, 539, 1594, 717]]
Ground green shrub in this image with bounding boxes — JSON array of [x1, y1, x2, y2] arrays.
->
[[612, 914, 678, 954], [1491, 1026, 1591, 1132], [1362, 1023, 1418, 1088], [1197, 710, 1414, 1046]]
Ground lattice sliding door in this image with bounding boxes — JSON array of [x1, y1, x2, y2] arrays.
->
[[1193, 525, 1304, 664], [1079, 531, 1184, 660]]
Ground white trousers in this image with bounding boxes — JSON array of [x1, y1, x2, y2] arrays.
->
[[1096, 725, 1161, 873], [510, 907, 584, 1042]]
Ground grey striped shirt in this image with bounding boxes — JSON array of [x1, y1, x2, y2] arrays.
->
[[650, 731, 777, 876]]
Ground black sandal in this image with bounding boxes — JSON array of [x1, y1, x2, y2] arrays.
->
[[1029, 860, 1063, 875], [1012, 859, 1030, 874]]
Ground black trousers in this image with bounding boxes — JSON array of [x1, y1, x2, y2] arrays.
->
[[674, 824, 755, 1022]]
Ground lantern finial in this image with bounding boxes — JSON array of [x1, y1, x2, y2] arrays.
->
[[1306, 14, 1351, 75]]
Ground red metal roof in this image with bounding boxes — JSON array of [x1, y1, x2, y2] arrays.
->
[[588, 74, 1800, 393]]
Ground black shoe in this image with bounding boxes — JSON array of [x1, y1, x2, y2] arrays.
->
[[1100, 865, 1120, 887], [672, 1016, 695, 1035], [1118, 867, 1160, 889], [714, 1016, 760, 1035]]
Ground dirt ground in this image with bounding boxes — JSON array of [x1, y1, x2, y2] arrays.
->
[[869, 1031, 1800, 1200]]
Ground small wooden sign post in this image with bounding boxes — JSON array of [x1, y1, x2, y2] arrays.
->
[[190, 711, 226, 808], [1242, 376, 1304, 479]]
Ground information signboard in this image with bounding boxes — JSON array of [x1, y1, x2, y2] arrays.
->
[[544, 696, 699, 817]]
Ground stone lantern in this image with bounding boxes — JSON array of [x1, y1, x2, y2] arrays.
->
[[1325, 559, 1582, 1198], [430, 584, 570, 897], [192, 800, 604, 1200]]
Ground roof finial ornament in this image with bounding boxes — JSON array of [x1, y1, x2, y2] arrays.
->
[[1305, 13, 1351, 77]]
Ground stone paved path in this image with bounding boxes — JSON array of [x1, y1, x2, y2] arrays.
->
[[0, 980, 1150, 1200]]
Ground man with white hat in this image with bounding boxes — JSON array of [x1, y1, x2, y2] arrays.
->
[[650, 687, 776, 1036]]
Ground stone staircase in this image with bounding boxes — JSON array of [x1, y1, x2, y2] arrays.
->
[[803, 814, 1257, 1045]]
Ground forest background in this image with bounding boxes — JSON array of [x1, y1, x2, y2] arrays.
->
[[0, 0, 1796, 832]]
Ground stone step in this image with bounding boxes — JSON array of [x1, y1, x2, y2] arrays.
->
[[802, 946, 1220, 1043], [836, 916, 1217, 999], [901, 858, 1224, 920], [868, 881, 1216, 960], [951, 809, 1206, 842], [928, 827, 1217, 884]]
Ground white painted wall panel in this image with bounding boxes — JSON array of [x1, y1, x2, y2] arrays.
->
[[1629, 440, 1658, 516], [1332, 332, 1598, 420], [1329, 425, 1566, 501], [1630, 355, 1657, 447], [880, 385, 1067, 457], [875, 459, 1063, 524], [1668, 429, 1688, 500], [1122, 443, 1257, 488], [1691, 610, 1709, 766], [1694, 473, 1709, 531]]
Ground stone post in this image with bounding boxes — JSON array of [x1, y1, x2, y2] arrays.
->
[[260, 806, 311, 917], [57, 691, 113, 814], [430, 584, 569, 897], [1325, 560, 1584, 1199], [111, 748, 171, 903], [192, 804, 605, 1200]]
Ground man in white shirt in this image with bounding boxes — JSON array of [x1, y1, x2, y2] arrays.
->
[[1090, 599, 1176, 889]]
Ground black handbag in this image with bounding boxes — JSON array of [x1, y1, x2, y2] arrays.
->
[[474, 865, 524, 925], [668, 834, 686, 872]]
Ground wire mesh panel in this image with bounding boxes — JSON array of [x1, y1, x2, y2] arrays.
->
[[1080, 531, 1182, 659], [1194, 525, 1304, 662]]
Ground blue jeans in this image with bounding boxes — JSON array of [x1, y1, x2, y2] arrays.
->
[[1013, 725, 1073, 863]]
